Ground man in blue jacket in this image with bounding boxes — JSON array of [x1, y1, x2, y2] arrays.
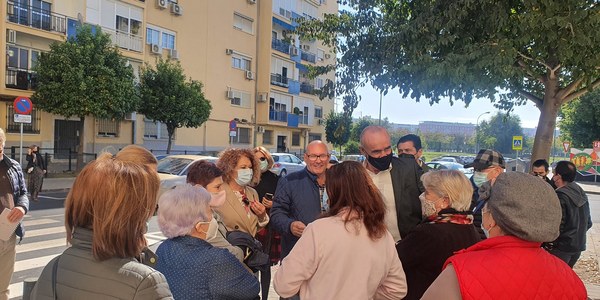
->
[[270, 141, 329, 260], [0, 127, 29, 300]]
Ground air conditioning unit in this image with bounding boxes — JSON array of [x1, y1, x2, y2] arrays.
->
[[257, 126, 265, 133], [169, 49, 179, 60], [225, 48, 234, 55], [258, 92, 268, 102], [150, 43, 161, 54], [247, 0, 257, 4], [156, 0, 167, 9], [171, 3, 183, 15], [7, 29, 16, 44], [324, 53, 331, 59], [226, 90, 235, 99], [245, 71, 254, 80], [301, 45, 310, 51], [124, 112, 137, 121], [291, 47, 299, 56]]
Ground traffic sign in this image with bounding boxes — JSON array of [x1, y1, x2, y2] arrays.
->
[[563, 141, 571, 153], [229, 119, 237, 131], [512, 136, 523, 151], [13, 96, 33, 115], [14, 114, 31, 124]]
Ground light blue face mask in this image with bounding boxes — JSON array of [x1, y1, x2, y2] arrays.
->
[[235, 168, 253, 186], [481, 223, 490, 238], [473, 171, 489, 187], [260, 160, 269, 172]]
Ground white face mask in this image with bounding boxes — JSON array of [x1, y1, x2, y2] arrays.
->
[[481, 223, 490, 238], [235, 168, 253, 186], [209, 190, 226, 208], [419, 192, 438, 218], [260, 160, 269, 172], [199, 218, 219, 241], [472, 171, 489, 187]]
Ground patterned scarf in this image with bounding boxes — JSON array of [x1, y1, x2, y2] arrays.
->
[[425, 208, 474, 225]]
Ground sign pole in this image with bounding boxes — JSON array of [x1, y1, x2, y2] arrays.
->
[[19, 123, 23, 166]]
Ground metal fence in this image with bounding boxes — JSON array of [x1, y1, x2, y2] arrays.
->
[[6, 147, 97, 173]]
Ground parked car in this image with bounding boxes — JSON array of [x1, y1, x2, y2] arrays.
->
[[342, 155, 365, 163], [426, 161, 473, 178], [157, 155, 218, 197], [271, 153, 306, 177]]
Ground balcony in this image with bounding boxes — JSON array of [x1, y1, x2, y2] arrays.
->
[[298, 114, 309, 125], [271, 73, 289, 87], [300, 82, 315, 94], [5, 68, 37, 90], [301, 50, 316, 63], [6, 1, 67, 34], [269, 110, 289, 122], [271, 38, 291, 54], [103, 27, 143, 53]]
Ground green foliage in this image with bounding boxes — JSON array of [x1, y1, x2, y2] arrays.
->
[[477, 112, 524, 154], [138, 58, 212, 153], [350, 118, 373, 142], [324, 111, 351, 149], [559, 90, 600, 148], [32, 25, 137, 119], [344, 140, 361, 154]]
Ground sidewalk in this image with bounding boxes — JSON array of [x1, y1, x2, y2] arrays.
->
[[40, 177, 600, 298]]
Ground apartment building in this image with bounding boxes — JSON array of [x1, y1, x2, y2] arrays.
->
[[0, 0, 336, 157]]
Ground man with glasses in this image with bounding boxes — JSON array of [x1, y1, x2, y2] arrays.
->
[[271, 141, 330, 263], [360, 126, 424, 242]]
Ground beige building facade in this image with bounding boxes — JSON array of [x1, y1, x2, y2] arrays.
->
[[0, 0, 336, 159]]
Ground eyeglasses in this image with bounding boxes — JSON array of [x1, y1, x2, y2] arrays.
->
[[258, 157, 267, 161], [306, 154, 329, 161]]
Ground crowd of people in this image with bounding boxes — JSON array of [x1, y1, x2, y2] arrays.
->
[[0, 125, 593, 300]]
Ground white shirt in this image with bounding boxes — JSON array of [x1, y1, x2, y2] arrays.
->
[[367, 166, 402, 242]]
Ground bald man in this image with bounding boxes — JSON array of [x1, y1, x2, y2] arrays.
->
[[270, 141, 330, 260]]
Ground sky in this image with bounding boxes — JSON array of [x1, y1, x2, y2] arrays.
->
[[341, 85, 543, 129]]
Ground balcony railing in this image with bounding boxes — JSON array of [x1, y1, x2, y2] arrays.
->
[[301, 50, 316, 63], [6, 1, 66, 34], [5, 68, 37, 90], [271, 38, 291, 54], [269, 110, 289, 122], [271, 73, 289, 87], [300, 82, 315, 94], [103, 27, 143, 53]]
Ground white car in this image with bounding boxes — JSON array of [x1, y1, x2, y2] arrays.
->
[[270, 153, 306, 177], [156, 155, 218, 198]]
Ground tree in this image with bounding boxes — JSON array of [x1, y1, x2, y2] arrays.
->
[[559, 90, 600, 149], [350, 117, 373, 142], [344, 140, 360, 154], [477, 113, 525, 154], [32, 25, 137, 169], [138, 58, 212, 154], [324, 111, 351, 154], [298, 1, 600, 163]]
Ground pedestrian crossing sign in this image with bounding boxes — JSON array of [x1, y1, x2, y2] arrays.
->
[[512, 136, 523, 150]]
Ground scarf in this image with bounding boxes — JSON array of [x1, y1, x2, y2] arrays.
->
[[425, 208, 474, 225]]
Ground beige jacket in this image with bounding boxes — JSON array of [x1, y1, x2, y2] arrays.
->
[[215, 183, 267, 237], [273, 214, 407, 300]]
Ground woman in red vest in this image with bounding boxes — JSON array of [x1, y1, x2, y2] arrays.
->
[[422, 172, 587, 300]]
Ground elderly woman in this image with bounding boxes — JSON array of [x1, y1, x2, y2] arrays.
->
[[31, 149, 173, 299], [155, 184, 260, 300], [274, 161, 407, 299], [215, 148, 268, 237], [186, 159, 244, 262], [395, 170, 480, 300], [25, 144, 46, 201], [422, 172, 587, 300]]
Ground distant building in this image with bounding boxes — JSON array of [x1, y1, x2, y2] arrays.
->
[[389, 123, 419, 132], [418, 121, 475, 136]]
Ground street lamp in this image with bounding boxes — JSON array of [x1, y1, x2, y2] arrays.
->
[[475, 111, 491, 153]]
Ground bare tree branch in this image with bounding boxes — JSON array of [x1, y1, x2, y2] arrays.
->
[[518, 89, 543, 107], [557, 78, 583, 100], [517, 60, 544, 83], [563, 78, 600, 103], [516, 51, 553, 73]]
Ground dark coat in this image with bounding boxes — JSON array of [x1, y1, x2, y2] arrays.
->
[[552, 182, 593, 252], [2, 154, 28, 239], [389, 156, 425, 238]]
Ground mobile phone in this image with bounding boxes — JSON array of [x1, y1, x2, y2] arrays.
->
[[265, 193, 273, 200]]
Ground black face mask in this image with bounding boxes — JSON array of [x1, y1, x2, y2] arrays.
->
[[368, 153, 393, 171]]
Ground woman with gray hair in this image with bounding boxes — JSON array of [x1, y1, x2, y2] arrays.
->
[[155, 184, 259, 300], [395, 170, 480, 300]]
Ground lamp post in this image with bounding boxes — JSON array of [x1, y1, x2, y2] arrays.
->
[[475, 111, 490, 153], [378, 91, 382, 126]]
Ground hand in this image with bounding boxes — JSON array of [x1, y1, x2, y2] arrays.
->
[[290, 221, 306, 237], [7, 207, 25, 223], [249, 200, 267, 219], [43, 170, 47, 174], [262, 197, 273, 209]]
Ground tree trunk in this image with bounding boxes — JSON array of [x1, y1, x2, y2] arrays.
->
[[76, 116, 85, 171], [166, 125, 175, 154], [531, 81, 562, 169]]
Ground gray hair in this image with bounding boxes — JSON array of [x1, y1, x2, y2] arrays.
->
[[421, 170, 473, 211], [157, 184, 212, 238]]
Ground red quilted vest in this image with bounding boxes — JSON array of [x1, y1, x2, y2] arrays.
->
[[445, 235, 587, 300]]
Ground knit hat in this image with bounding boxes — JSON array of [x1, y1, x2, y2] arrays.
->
[[487, 172, 561, 242], [465, 149, 505, 171]]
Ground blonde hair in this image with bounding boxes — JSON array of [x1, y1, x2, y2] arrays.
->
[[217, 148, 261, 186], [115, 145, 158, 167], [421, 170, 473, 211], [0, 128, 5, 146], [253, 146, 274, 170], [64, 152, 159, 261]]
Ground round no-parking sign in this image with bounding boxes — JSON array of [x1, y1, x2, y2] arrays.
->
[[13, 96, 33, 115]]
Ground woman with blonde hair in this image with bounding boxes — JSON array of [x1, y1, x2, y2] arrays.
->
[[31, 149, 173, 299], [395, 170, 480, 300]]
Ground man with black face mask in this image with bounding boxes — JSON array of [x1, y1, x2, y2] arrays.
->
[[360, 126, 424, 242]]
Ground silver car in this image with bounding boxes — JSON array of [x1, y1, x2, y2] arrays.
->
[[157, 155, 218, 198], [271, 153, 306, 177]]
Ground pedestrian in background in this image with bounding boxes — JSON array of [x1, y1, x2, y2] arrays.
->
[[274, 161, 407, 300], [531, 158, 555, 187], [397, 134, 429, 172], [0, 128, 28, 300], [31, 148, 173, 299], [156, 184, 259, 300], [395, 170, 480, 300], [25, 144, 46, 202], [422, 172, 586, 300]]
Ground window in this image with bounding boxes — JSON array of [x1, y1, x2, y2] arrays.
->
[[97, 119, 119, 137], [146, 25, 176, 49], [116, 15, 129, 33], [144, 118, 170, 139], [314, 106, 323, 118], [232, 55, 251, 71], [233, 13, 253, 34], [292, 132, 300, 146], [309, 133, 321, 142], [146, 28, 160, 45], [263, 130, 273, 144], [229, 90, 251, 108], [6, 105, 40, 134], [316, 78, 324, 89], [237, 128, 250, 144], [316, 49, 325, 61], [31, 0, 51, 30], [162, 32, 175, 49]]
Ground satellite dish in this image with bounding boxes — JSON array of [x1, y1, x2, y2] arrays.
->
[[77, 13, 84, 25]]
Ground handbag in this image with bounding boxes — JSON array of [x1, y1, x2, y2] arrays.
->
[[226, 230, 270, 272]]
